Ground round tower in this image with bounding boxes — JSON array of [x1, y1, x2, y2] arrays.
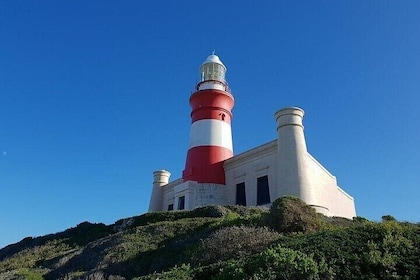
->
[[182, 54, 234, 184], [275, 108, 315, 204], [148, 170, 171, 212]]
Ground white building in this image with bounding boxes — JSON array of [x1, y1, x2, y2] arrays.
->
[[149, 54, 356, 219]]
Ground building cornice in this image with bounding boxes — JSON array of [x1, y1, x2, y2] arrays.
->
[[224, 140, 277, 170]]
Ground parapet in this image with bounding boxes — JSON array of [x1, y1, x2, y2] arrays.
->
[[153, 170, 171, 186], [274, 107, 304, 130]]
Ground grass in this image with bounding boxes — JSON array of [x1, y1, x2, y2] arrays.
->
[[0, 198, 418, 280]]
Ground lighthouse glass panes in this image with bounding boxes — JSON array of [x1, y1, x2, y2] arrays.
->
[[200, 63, 226, 83]]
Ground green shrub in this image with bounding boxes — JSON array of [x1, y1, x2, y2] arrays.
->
[[194, 226, 281, 264], [353, 216, 370, 224], [134, 264, 193, 280], [224, 205, 269, 217], [214, 245, 333, 280], [113, 205, 233, 232], [279, 222, 420, 279], [190, 205, 232, 218], [382, 215, 397, 222], [323, 216, 355, 228], [62, 222, 113, 246], [16, 268, 45, 280], [265, 196, 324, 234]]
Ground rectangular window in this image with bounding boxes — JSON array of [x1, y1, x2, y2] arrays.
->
[[167, 204, 174, 211], [257, 176, 270, 205], [178, 196, 185, 210], [236, 183, 246, 206]]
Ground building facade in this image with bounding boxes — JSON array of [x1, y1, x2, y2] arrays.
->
[[148, 54, 356, 219]]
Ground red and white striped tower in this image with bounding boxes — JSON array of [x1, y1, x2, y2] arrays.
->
[[182, 53, 234, 184]]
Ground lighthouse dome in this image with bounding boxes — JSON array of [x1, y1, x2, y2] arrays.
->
[[201, 54, 226, 71], [198, 53, 228, 87]]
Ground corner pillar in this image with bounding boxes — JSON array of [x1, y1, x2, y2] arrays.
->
[[148, 170, 171, 212], [275, 107, 315, 205]]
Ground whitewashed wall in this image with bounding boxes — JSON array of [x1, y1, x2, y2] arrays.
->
[[224, 141, 278, 206]]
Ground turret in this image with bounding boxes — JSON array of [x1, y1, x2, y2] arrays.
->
[[148, 170, 171, 212], [275, 108, 316, 205]]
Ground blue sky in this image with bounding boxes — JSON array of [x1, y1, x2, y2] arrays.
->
[[1, 1, 419, 249]]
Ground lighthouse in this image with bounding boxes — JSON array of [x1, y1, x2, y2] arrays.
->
[[149, 54, 356, 219], [182, 53, 234, 184]]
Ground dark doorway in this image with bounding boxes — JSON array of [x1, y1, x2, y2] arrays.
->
[[178, 196, 185, 210], [236, 182, 246, 206], [257, 176, 270, 205]]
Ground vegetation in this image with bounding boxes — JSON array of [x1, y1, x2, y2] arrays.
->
[[0, 196, 419, 279]]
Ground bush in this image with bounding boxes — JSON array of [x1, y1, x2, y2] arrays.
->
[[353, 216, 370, 224], [279, 222, 420, 279], [214, 245, 333, 280], [195, 226, 281, 264], [62, 222, 113, 246], [16, 268, 44, 280], [265, 196, 324, 234], [224, 205, 269, 217], [382, 215, 397, 222], [323, 216, 354, 228], [134, 264, 193, 280], [113, 205, 233, 231], [190, 205, 232, 218]]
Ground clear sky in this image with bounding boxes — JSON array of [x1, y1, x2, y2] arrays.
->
[[1, 1, 419, 249]]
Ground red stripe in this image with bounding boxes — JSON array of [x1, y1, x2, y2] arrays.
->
[[191, 107, 232, 123], [190, 89, 234, 123], [183, 146, 233, 184]]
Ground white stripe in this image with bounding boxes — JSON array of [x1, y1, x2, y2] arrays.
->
[[198, 82, 226, 91], [188, 119, 233, 150]]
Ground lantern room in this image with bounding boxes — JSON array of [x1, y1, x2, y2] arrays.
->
[[197, 53, 228, 91]]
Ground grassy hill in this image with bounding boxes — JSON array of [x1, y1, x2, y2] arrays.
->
[[0, 196, 419, 280]]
